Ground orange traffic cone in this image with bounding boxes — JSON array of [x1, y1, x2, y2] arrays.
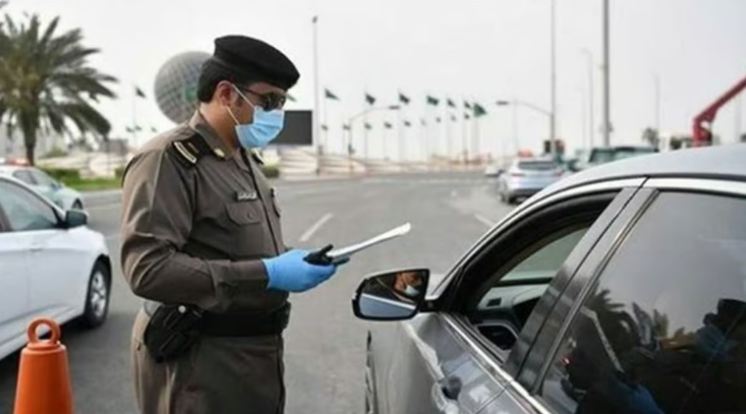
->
[[13, 318, 73, 414]]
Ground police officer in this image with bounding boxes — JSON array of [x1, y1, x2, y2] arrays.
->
[[121, 35, 340, 414]]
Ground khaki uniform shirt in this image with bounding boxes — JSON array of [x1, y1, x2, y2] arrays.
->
[[121, 111, 287, 314]]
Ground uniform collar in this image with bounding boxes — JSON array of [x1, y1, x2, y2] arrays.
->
[[188, 110, 234, 160]]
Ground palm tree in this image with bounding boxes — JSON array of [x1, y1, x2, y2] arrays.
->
[[0, 13, 116, 165]]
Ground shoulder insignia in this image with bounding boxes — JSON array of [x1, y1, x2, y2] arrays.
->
[[168, 133, 213, 168]]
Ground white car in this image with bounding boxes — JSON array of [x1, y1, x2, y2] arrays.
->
[[0, 164, 85, 211], [0, 175, 111, 360]]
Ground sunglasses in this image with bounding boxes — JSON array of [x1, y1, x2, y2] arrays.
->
[[239, 88, 287, 111]]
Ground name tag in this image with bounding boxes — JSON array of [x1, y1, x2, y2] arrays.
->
[[235, 190, 258, 201]]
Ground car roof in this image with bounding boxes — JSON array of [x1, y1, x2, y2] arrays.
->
[[544, 144, 746, 194]]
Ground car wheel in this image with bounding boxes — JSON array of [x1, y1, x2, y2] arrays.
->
[[80, 261, 110, 328], [72, 199, 84, 210]]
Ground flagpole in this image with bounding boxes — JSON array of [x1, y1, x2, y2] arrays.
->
[[462, 106, 468, 164], [312, 16, 322, 172], [397, 104, 404, 162], [323, 91, 328, 153], [131, 85, 138, 148]]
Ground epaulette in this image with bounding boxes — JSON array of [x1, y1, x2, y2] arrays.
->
[[169, 133, 214, 168]]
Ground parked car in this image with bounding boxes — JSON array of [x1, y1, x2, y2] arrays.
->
[[497, 158, 563, 204], [0, 175, 111, 361], [0, 165, 85, 211], [573, 145, 658, 171], [484, 164, 504, 178], [353, 144, 746, 414]]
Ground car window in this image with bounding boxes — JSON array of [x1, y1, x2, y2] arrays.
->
[[467, 225, 590, 351], [30, 169, 57, 187], [518, 161, 557, 171], [12, 170, 36, 185], [0, 181, 59, 231], [540, 192, 746, 414]]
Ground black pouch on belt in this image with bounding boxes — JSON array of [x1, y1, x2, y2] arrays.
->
[[143, 304, 203, 363]]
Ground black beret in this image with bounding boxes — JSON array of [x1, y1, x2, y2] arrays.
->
[[212, 35, 299, 90]]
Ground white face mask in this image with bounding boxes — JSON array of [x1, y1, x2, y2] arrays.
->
[[404, 284, 421, 298]]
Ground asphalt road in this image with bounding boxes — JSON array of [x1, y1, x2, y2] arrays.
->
[[0, 171, 514, 414]]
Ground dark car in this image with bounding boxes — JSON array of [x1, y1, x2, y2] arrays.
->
[[353, 144, 746, 414]]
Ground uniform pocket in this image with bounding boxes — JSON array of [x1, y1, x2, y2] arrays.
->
[[225, 202, 261, 225]]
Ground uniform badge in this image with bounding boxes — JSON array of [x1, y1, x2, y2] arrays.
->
[[235, 190, 258, 201]]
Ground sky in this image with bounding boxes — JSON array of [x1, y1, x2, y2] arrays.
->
[[4, 0, 746, 159]]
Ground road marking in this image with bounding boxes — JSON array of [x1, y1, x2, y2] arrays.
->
[[473, 214, 494, 228], [299, 213, 334, 242], [86, 203, 121, 211]]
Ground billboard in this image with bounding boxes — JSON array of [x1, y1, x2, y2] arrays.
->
[[274, 110, 312, 146]]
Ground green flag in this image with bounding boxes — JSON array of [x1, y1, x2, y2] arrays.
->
[[446, 98, 456, 108], [287, 94, 297, 102], [384, 121, 393, 129], [450, 114, 457, 122], [464, 101, 472, 110], [125, 126, 134, 133], [342, 124, 351, 131], [364, 122, 373, 130], [135, 86, 146, 98], [426, 95, 439, 106], [321, 124, 329, 131], [403, 120, 412, 127], [398, 92, 410, 105], [464, 113, 471, 120], [365, 93, 376, 105], [473, 103, 487, 117], [435, 116, 442, 123], [150, 126, 158, 133], [324, 89, 339, 100]]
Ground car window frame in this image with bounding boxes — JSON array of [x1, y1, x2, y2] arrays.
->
[[430, 181, 646, 383], [0, 179, 62, 232], [526, 178, 746, 411]]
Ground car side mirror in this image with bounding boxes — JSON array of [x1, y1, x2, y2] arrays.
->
[[352, 269, 429, 321], [64, 209, 88, 228]]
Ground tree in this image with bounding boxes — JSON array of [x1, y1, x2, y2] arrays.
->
[[0, 13, 116, 165]]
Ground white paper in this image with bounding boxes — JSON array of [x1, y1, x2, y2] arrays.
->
[[327, 223, 411, 260]]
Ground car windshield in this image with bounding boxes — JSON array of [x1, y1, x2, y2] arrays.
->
[[590, 148, 655, 164], [518, 161, 556, 171]]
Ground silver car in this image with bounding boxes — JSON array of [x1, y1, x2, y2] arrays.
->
[[497, 158, 563, 203], [0, 165, 85, 210], [354, 144, 746, 414]]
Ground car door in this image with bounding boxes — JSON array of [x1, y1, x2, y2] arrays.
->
[[0, 182, 31, 351], [496, 179, 746, 413], [371, 181, 644, 414], [0, 180, 79, 317]]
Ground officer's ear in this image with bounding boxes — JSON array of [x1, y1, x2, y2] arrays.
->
[[215, 81, 237, 107]]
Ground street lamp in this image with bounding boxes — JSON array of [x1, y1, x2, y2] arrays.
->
[[346, 105, 401, 159], [496, 100, 552, 156]]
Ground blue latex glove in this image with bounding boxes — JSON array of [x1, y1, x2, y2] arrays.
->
[[262, 249, 337, 292]]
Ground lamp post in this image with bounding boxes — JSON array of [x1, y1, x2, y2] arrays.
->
[[601, 0, 611, 146], [549, 0, 557, 157], [496, 99, 552, 154], [581, 48, 595, 149], [346, 105, 401, 160]]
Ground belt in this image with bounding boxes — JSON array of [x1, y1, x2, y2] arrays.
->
[[144, 301, 291, 337]]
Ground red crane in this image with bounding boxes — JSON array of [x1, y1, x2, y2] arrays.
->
[[692, 75, 746, 146]]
